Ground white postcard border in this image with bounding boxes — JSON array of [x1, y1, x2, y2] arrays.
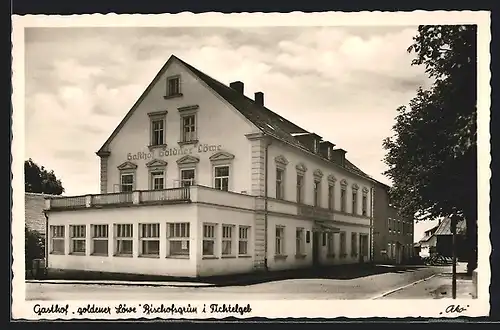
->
[[11, 11, 491, 319]]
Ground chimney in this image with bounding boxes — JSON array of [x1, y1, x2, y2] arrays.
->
[[331, 148, 347, 167], [255, 92, 264, 106], [230, 81, 244, 94]]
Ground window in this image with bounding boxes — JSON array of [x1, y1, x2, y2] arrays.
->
[[296, 174, 304, 203], [151, 119, 165, 146], [222, 225, 234, 256], [239, 226, 250, 255], [388, 218, 392, 233], [340, 232, 346, 258], [313, 180, 321, 207], [115, 224, 133, 256], [275, 226, 285, 255], [322, 232, 327, 246], [120, 173, 134, 192], [91, 225, 108, 256], [352, 190, 358, 215], [203, 224, 216, 256], [328, 185, 334, 211], [140, 223, 160, 257], [50, 225, 65, 254], [214, 166, 229, 191], [313, 139, 319, 153], [167, 76, 180, 96], [327, 233, 334, 256], [398, 220, 401, 234], [351, 232, 358, 256], [70, 225, 86, 254], [295, 228, 305, 255], [180, 169, 195, 187], [151, 171, 165, 190], [340, 186, 346, 212], [276, 168, 285, 200], [167, 223, 190, 256], [181, 114, 196, 142], [362, 195, 368, 216]]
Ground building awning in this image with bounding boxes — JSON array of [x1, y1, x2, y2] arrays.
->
[[314, 221, 341, 233]]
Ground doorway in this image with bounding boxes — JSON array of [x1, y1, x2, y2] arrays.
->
[[312, 231, 320, 266]]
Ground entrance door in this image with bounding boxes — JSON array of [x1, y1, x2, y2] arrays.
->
[[312, 231, 320, 266], [359, 235, 367, 263]]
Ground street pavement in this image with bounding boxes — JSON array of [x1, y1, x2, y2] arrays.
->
[[379, 273, 474, 300], [26, 264, 453, 300]]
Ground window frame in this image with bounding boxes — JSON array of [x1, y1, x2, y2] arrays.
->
[[295, 227, 305, 256], [50, 225, 65, 255], [69, 224, 86, 255], [221, 224, 235, 257], [120, 172, 135, 192], [238, 226, 250, 256], [202, 223, 217, 257], [214, 165, 230, 192], [166, 75, 182, 97], [276, 167, 285, 200], [139, 223, 160, 258], [178, 105, 199, 145], [275, 225, 286, 256], [91, 224, 109, 256], [180, 168, 196, 187], [114, 224, 133, 257], [147, 111, 168, 148], [166, 222, 190, 258], [150, 170, 165, 190]]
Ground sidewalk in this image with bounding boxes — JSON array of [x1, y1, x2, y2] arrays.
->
[[26, 263, 424, 288], [378, 272, 475, 299]]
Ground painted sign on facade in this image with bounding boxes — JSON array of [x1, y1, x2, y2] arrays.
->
[[127, 143, 222, 161]]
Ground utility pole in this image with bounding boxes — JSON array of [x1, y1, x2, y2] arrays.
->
[[451, 215, 457, 299]]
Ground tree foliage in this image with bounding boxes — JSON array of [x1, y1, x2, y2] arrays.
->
[[25, 225, 45, 275], [25, 158, 65, 195], [383, 25, 477, 271]]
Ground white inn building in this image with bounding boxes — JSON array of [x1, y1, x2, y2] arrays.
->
[[45, 55, 379, 278]]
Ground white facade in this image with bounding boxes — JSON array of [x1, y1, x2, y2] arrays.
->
[[45, 55, 376, 278]]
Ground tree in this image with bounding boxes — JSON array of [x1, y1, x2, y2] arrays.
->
[[25, 158, 65, 195], [382, 25, 477, 274]]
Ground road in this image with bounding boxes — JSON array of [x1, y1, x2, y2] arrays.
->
[[379, 273, 475, 300], [26, 265, 452, 300]]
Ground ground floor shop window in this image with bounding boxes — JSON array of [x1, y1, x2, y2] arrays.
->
[[70, 225, 86, 254], [91, 224, 108, 256], [140, 223, 160, 257], [50, 225, 65, 254], [238, 226, 250, 255], [167, 222, 190, 257], [222, 225, 234, 256], [203, 223, 216, 257], [115, 224, 133, 256]]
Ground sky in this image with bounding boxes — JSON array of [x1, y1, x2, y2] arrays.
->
[[24, 26, 439, 241]]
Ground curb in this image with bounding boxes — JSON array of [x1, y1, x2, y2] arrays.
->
[[370, 274, 438, 300], [25, 279, 216, 288]]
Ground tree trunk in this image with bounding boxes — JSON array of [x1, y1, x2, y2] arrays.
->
[[466, 216, 478, 275]]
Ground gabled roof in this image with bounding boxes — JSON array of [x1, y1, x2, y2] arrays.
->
[[97, 54, 375, 182], [434, 217, 467, 236]]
